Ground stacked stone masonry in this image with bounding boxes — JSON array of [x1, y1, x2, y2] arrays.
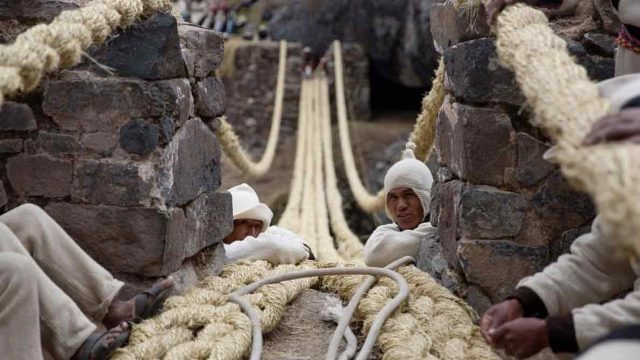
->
[[426, 1, 615, 313], [0, 8, 232, 297]]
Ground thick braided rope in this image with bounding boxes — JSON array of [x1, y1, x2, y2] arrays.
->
[[494, 4, 640, 257], [319, 69, 365, 262], [333, 41, 386, 213], [113, 260, 319, 360], [409, 57, 445, 161], [320, 264, 498, 360], [0, 0, 173, 104], [216, 41, 287, 177]]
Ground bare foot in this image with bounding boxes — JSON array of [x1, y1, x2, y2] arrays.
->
[[103, 277, 174, 328]]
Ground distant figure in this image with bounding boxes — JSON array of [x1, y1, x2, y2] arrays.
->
[[213, 2, 228, 33], [302, 47, 317, 78], [363, 142, 436, 267]]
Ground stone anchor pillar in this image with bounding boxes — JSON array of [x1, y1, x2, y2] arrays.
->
[[0, 8, 233, 296], [424, 1, 615, 313]]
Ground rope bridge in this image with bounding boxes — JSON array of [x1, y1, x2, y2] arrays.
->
[[2, 0, 636, 358]]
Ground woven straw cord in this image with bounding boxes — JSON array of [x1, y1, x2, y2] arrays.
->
[[216, 40, 288, 178], [0, 0, 173, 104], [494, 4, 640, 257]]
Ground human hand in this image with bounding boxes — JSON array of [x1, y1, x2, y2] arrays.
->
[[491, 318, 549, 358], [583, 108, 640, 145], [480, 299, 524, 345]]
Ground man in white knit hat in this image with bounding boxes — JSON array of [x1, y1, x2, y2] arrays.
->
[[224, 183, 310, 265], [363, 142, 437, 267]]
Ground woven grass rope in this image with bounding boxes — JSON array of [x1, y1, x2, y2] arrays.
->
[[493, 4, 640, 257], [0, 0, 173, 104], [216, 41, 288, 178]]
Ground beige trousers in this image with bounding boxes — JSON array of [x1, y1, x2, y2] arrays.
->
[[578, 340, 640, 359], [0, 204, 124, 360], [616, 47, 640, 76]]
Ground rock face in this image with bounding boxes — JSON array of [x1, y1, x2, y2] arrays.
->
[[0, 15, 231, 294], [269, 0, 437, 88], [427, 7, 610, 312]]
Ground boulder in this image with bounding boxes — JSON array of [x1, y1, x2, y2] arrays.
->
[[7, 154, 73, 198], [0, 139, 23, 154], [516, 132, 556, 188], [194, 77, 225, 118], [459, 185, 528, 239], [25, 131, 81, 155], [0, 101, 37, 131], [178, 22, 224, 78]]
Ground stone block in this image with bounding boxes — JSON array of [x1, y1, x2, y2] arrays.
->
[[169, 259, 200, 295], [0, 0, 86, 22], [516, 132, 556, 187], [465, 285, 493, 315], [549, 224, 592, 261], [7, 154, 72, 197], [25, 131, 81, 155], [72, 160, 156, 207], [159, 118, 221, 206], [82, 132, 117, 156], [0, 101, 36, 131], [0, 181, 7, 208], [444, 38, 524, 105], [434, 180, 465, 270], [88, 14, 187, 80], [430, 1, 491, 53], [46, 202, 187, 276], [194, 77, 225, 118], [566, 39, 615, 82], [458, 240, 548, 301], [119, 119, 160, 155], [436, 97, 516, 187], [415, 230, 442, 278], [459, 185, 528, 239], [183, 191, 232, 258], [43, 73, 191, 132], [0, 139, 23, 154], [178, 22, 224, 78], [531, 170, 595, 232]]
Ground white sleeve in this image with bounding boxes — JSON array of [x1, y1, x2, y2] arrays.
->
[[363, 222, 436, 267], [224, 226, 310, 265]]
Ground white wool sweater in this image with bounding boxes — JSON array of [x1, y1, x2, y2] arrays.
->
[[363, 222, 437, 267], [224, 226, 310, 265], [518, 217, 640, 350]]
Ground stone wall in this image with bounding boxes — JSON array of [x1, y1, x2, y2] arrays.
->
[[426, 1, 615, 313], [0, 9, 232, 296], [221, 40, 370, 154]]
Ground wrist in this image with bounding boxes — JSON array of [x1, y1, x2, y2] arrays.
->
[[507, 298, 524, 317]]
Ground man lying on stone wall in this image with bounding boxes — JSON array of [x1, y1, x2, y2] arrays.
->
[[486, 0, 640, 76], [223, 183, 311, 264], [363, 142, 437, 267], [0, 203, 175, 360], [480, 75, 640, 359]]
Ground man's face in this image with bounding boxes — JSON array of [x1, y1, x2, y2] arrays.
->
[[224, 219, 264, 244], [387, 187, 424, 231]]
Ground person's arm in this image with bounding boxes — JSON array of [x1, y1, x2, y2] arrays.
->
[[224, 226, 310, 265], [363, 222, 435, 267]]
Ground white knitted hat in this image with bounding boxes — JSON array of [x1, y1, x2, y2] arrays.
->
[[383, 142, 434, 223], [227, 183, 273, 232]]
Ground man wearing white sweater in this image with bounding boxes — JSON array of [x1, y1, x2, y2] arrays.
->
[[223, 183, 310, 265], [364, 142, 437, 267]]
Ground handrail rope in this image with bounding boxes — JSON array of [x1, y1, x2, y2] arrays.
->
[[319, 70, 365, 262], [299, 77, 319, 254], [333, 41, 386, 213], [0, 0, 174, 105], [216, 40, 288, 177], [409, 57, 446, 161], [493, 4, 640, 257]]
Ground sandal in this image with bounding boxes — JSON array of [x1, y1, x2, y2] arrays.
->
[[132, 276, 175, 323], [72, 323, 130, 360]]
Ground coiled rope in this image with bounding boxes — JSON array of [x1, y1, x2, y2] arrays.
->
[[493, 4, 640, 257], [0, 0, 173, 104], [215, 40, 287, 177]]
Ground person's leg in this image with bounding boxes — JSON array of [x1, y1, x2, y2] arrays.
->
[[578, 325, 640, 359], [0, 252, 96, 360], [615, 47, 640, 76], [0, 204, 124, 321]]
